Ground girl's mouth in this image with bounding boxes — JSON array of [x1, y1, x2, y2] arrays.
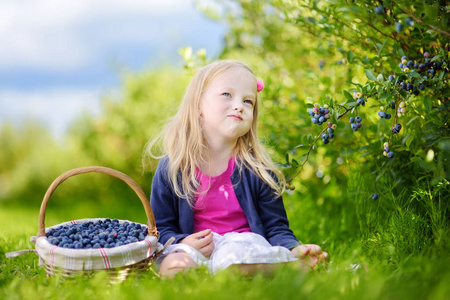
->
[[228, 114, 243, 120]]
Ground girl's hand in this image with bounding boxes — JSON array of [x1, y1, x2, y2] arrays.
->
[[179, 229, 215, 257], [291, 244, 328, 270]]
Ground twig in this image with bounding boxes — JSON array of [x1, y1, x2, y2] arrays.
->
[[288, 127, 328, 183], [398, 7, 450, 38], [338, 105, 355, 119]]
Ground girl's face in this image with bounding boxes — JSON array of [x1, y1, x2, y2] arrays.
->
[[199, 67, 257, 146]]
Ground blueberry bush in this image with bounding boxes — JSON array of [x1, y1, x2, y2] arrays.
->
[[197, 0, 449, 259]]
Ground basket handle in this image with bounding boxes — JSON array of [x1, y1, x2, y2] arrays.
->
[[37, 166, 158, 238]]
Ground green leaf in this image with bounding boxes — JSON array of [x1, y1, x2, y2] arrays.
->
[[406, 135, 414, 148], [439, 140, 450, 151], [362, 55, 369, 64], [410, 157, 422, 164], [424, 5, 438, 20], [343, 90, 354, 101], [426, 139, 440, 147], [406, 116, 419, 126], [347, 51, 354, 62], [346, 81, 363, 88], [422, 132, 439, 140], [365, 69, 377, 81], [424, 97, 432, 111], [378, 38, 388, 56], [399, 89, 407, 98], [409, 71, 421, 78], [377, 74, 384, 81], [378, 92, 390, 101]]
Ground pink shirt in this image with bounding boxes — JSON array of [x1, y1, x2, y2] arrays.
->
[[193, 158, 252, 235]]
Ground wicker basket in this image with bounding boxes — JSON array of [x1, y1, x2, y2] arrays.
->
[[33, 166, 160, 281]]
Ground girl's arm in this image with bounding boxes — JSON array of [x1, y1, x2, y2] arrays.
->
[[256, 176, 301, 249], [150, 157, 190, 245], [257, 179, 328, 266]]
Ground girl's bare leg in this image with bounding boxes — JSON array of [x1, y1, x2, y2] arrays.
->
[[159, 252, 198, 279], [229, 256, 319, 277], [231, 263, 283, 277]]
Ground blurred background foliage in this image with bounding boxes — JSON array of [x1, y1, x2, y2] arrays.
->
[[1, 0, 449, 268]]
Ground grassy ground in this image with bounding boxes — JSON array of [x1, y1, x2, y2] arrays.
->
[[1, 203, 449, 300]]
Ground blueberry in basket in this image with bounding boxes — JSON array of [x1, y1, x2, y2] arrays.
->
[[46, 219, 148, 249]]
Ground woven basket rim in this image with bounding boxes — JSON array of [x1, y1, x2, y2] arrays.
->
[[37, 166, 158, 238]]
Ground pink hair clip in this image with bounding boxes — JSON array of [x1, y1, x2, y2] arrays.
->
[[256, 80, 265, 92]]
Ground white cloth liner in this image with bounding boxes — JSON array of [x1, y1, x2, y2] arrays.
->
[[158, 231, 298, 274], [7, 218, 160, 271]]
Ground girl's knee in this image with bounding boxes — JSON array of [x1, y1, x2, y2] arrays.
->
[[159, 252, 198, 278]]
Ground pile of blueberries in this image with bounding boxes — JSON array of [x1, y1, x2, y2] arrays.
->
[[308, 104, 331, 126], [349, 116, 362, 132], [46, 219, 148, 249]]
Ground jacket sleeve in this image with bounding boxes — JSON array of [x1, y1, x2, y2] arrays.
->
[[256, 176, 300, 250], [150, 157, 190, 245]]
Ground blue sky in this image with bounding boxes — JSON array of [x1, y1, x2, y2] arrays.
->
[[0, 0, 227, 140]]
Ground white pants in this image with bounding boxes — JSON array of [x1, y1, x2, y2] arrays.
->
[[157, 232, 297, 274]]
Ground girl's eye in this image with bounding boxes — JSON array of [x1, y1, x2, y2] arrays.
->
[[244, 99, 254, 105], [222, 92, 231, 97]]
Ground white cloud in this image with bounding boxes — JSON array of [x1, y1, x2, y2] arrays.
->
[[0, 0, 196, 71], [0, 88, 103, 140]]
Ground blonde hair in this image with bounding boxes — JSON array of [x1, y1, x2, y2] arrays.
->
[[144, 60, 285, 205]]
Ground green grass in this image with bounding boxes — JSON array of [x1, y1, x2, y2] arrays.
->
[[1, 202, 449, 300]]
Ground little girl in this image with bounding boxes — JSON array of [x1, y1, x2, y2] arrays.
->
[[146, 60, 328, 278]]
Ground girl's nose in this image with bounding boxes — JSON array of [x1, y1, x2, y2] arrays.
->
[[233, 101, 243, 112]]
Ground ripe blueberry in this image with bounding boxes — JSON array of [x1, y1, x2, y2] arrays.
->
[[374, 6, 384, 14], [405, 18, 414, 26]]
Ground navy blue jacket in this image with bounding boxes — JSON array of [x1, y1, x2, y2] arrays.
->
[[150, 156, 301, 250]]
